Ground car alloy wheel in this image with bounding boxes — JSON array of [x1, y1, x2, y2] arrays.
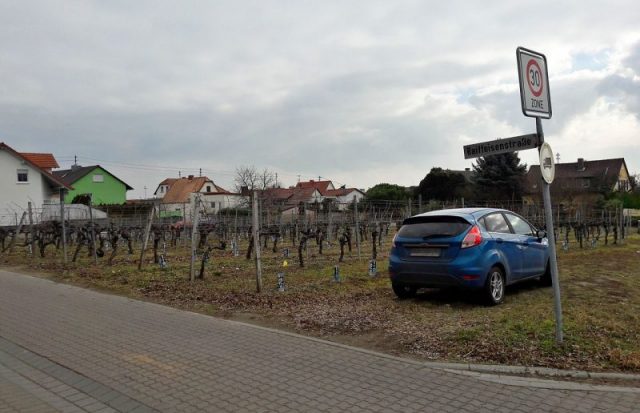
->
[[485, 266, 505, 305]]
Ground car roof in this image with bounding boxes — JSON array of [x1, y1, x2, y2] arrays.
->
[[412, 207, 507, 220]]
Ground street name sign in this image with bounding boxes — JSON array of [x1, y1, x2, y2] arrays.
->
[[463, 133, 538, 159], [517, 47, 552, 119]]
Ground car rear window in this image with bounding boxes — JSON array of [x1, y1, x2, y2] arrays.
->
[[398, 216, 471, 239]]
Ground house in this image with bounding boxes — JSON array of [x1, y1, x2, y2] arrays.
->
[[294, 179, 364, 210], [0, 142, 70, 226], [325, 187, 365, 208], [53, 165, 133, 205], [154, 175, 242, 219], [522, 157, 632, 206]]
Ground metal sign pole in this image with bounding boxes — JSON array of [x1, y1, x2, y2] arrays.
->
[[537, 117, 563, 344]]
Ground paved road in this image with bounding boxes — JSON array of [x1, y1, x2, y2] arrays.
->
[[0, 269, 638, 412]]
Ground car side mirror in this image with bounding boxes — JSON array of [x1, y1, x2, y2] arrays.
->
[[535, 229, 547, 239]]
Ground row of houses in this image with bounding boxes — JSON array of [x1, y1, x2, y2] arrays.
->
[[1, 140, 633, 225], [0, 142, 365, 225], [153, 175, 365, 220]]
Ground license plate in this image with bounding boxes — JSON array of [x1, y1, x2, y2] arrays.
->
[[409, 248, 441, 257]]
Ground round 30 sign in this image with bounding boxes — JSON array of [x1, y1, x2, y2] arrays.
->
[[526, 59, 543, 97], [517, 47, 551, 119]]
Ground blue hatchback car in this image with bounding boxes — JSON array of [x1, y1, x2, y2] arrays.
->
[[388, 208, 550, 305]]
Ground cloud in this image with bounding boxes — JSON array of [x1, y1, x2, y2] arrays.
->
[[1, 1, 640, 196]]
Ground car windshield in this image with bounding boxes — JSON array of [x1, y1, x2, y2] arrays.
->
[[398, 216, 471, 239]]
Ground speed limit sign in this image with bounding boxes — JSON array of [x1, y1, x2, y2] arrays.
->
[[517, 47, 551, 119]]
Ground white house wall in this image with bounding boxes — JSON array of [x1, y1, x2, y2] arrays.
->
[[336, 191, 365, 210], [0, 150, 56, 226]]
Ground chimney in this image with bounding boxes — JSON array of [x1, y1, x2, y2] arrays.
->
[[188, 174, 194, 180], [577, 158, 585, 171]]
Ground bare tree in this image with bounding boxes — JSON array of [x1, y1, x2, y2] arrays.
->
[[234, 165, 276, 192]]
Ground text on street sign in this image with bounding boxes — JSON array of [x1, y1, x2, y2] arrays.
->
[[463, 133, 539, 159]]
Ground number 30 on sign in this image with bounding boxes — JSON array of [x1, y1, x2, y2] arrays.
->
[[517, 47, 552, 119]]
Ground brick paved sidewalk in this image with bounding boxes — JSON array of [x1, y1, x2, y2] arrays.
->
[[0, 269, 638, 412]]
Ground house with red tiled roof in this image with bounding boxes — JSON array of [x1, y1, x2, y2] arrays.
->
[[295, 179, 364, 210], [295, 180, 334, 193], [0, 143, 70, 225], [19, 153, 60, 172], [154, 175, 242, 219]]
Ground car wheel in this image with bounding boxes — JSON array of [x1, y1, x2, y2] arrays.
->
[[392, 283, 417, 299], [539, 261, 552, 286], [484, 266, 505, 305]]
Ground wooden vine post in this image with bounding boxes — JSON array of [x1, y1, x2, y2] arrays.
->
[[59, 188, 68, 265], [252, 191, 263, 292], [137, 203, 156, 270], [27, 202, 37, 260], [7, 212, 27, 254], [190, 194, 200, 281]]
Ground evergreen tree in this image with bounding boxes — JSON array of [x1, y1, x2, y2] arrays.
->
[[365, 183, 410, 201], [416, 167, 467, 201], [472, 152, 527, 200]]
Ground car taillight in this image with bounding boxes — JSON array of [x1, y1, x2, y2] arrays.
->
[[461, 225, 482, 249]]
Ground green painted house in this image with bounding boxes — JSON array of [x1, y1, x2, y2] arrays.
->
[[53, 165, 133, 205]]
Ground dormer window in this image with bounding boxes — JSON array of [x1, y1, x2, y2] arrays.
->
[[17, 169, 28, 183], [206, 186, 212, 192]]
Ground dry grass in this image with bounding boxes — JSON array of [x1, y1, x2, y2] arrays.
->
[[3, 231, 640, 372]]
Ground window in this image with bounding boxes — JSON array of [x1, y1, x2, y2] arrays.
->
[[160, 186, 164, 193], [17, 169, 28, 183], [93, 174, 104, 183], [206, 186, 212, 192], [581, 178, 590, 188], [398, 216, 470, 238], [211, 202, 215, 208], [505, 213, 534, 236], [482, 213, 511, 234]]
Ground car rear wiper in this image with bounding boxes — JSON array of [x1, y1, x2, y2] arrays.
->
[[422, 234, 451, 239]]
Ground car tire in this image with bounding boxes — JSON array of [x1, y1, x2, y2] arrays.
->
[[392, 283, 417, 299], [484, 266, 505, 306], [539, 261, 552, 287]]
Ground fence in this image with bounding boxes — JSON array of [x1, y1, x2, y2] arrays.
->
[[1, 197, 637, 269]]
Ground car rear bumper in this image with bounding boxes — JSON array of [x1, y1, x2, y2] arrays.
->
[[388, 256, 486, 289]]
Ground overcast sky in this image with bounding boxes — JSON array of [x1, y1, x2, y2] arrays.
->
[[1, 1, 639, 198]]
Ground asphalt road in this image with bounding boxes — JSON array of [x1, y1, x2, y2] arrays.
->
[[0, 269, 638, 412]]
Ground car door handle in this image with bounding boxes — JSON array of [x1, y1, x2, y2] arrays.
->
[[495, 238, 503, 244]]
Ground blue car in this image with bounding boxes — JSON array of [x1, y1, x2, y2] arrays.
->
[[388, 208, 550, 305]]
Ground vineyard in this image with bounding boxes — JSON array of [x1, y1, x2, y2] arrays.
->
[[2, 197, 639, 371]]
